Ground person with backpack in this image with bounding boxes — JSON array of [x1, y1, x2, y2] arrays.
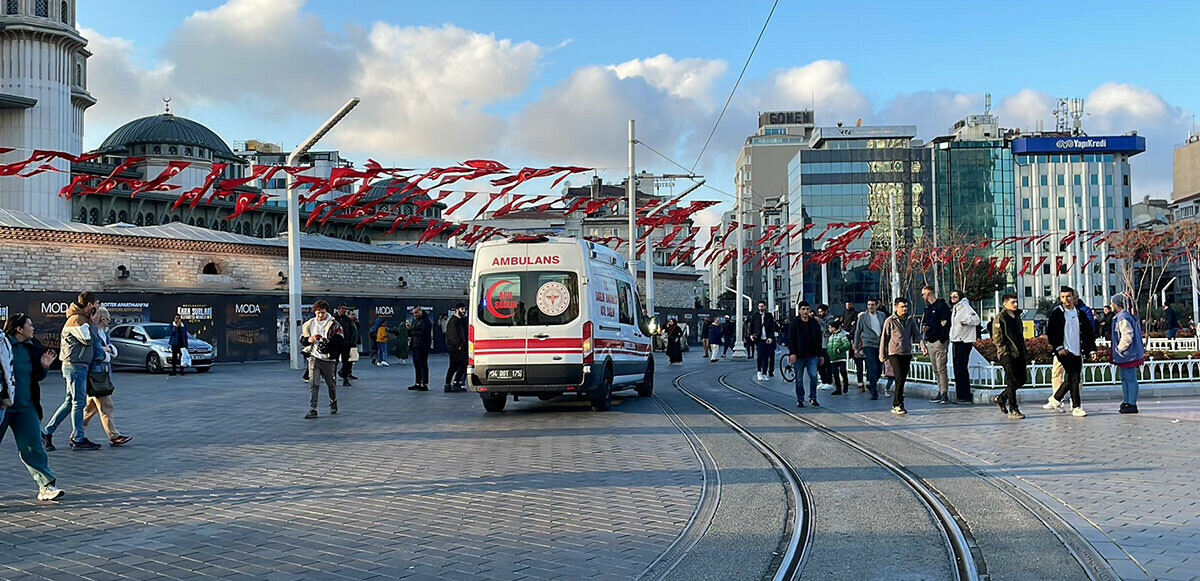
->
[[827, 319, 852, 395]]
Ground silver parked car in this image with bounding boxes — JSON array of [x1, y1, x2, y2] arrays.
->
[[108, 323, 215, 373]]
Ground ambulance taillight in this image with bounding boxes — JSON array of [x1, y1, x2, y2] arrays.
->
[[468, 323, 475, 367], [582, 320, 594, 365]]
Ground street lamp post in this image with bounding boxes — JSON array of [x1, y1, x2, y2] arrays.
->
[[286, 97, 360, 370], [732, 183, 748, 360]]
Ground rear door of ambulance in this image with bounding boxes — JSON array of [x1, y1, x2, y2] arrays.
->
[[473, 242, 528, 387], [522, 242, 585, 388]]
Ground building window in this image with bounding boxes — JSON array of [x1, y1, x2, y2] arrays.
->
[[77, 207, 87, 223], [1040, 175, 1048, 186], [1057, 174, 1065, 186], [153, 145, 161, 154], [1021, 176, 1029, 187], [34, 0, 46, 17], [88, 208, 99, 225], [1105, 174, 1113, 185], [185, 147, 192, 156], [1123, 174, 1129, 186], [1042, 263, 1050, 275], [1073, 174, 1081, 185], [1058, 197, 1065, 208], [1041, 219, 1049, 230], [1024, 287, 1033, 298], [60, 0, 66, 23], [5, 0, 17, 15], [169, 146, 178, 155], [1040, 197, 1048, 208], [118, 210, 128, 223], [107, 210, 116, 224], [1124, 196, 1130, 208], [1090, 174, 1098, 185], [1058, 219, 1066, 229], [202, 262, 221, 275], [1043, 285, 1051, 297], [1091, 196, 1099, 207], [1023, 219, 1031, 231], [1092, 219, 1099, 230]]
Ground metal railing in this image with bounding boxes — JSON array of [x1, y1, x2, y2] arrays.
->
[[909, 358, 1200, 390], [1094, 337, 1198, 352]]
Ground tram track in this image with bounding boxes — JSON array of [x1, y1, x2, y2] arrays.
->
[[714, 372, 981, 581], [671, 371, 814, 581]]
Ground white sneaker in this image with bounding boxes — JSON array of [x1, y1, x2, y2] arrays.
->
[[1072, 407, 1087, 417], [891, 406, 907, 415], [1042, 397, 1062, 410], [380, 361, 390, 367], [37, 486, 64, 501]]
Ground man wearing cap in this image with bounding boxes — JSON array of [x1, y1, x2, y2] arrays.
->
[[443, 302, 469, 392]]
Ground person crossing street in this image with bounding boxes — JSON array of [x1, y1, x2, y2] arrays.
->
[[749, 301, 777, 381], [920, 286, 952, 404]]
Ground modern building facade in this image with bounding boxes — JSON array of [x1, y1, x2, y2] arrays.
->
[[0, 0, 95, 220], [928, 114, 1017, 305], [1172, 132, 1200, 203], [787, 125, 931, 308], [1011, 133, 1145, 307], [729, 110, 814, 307]]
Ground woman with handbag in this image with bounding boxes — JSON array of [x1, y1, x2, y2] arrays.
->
[[1, 313, 65, 500], [83, 307, 132, 446]]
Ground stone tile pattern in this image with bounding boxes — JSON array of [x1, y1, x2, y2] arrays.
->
[[0, 358, 702, 580]]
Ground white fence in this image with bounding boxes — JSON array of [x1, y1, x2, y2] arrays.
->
[[909, 358, 1200, 390], [1094, 337, 1198, 352]]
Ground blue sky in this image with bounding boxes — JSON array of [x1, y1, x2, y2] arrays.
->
[[77, 0, 1198, 211]]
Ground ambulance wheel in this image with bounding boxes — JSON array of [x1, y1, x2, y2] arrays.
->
[[636, 357, 654, 397], [591, 369, 613, 411], [481, 392, 507, 412]]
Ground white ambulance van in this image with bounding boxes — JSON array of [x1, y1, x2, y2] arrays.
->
[[468, 235, 654, 412]]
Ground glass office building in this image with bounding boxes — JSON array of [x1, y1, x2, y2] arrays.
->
[[787, 126, 931, 308]]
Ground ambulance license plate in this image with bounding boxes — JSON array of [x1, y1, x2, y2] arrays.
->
[[487, 368, 525, 382]]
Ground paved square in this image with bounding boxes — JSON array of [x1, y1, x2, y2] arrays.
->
[[0, 357, 702, 580]]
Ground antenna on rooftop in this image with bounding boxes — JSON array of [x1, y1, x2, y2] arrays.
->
[[984, 93, 992, 115]]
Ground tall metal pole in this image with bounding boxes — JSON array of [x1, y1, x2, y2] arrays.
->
[[888, 188, 900, 303], [1191, 259, 1200, 334], [732, 183, 748, 360], [628, 120, 636, 280], [287, 97, 360, 370], [645, 178, 655, 318]]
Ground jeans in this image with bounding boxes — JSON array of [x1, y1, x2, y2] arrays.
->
[[888, 354, 912, 408], [375, 341, 388, 363], [756, 342, 775, 375], [412, 346, 430, 386], [1, 409, 55, 488], [999, 356, 1026, 411], [927, 340, 949, 396], [1052, 352, 1083, 408], [1119, 366, 1140, 405], [309, 358, 338, 410], [794, 357, 819, 402], [445, 348, 468, 386], [1167, 328, 1179, 340], [952, 341, 973, 402], [863, 347, 881, 395], [853, 356, 864, 385], [44, 363, 88, 443]]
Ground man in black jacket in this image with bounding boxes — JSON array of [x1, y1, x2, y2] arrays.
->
[[990, 294, 1027, 419], [407, 307, 434, 391], [443, 303, 469, 392], [1044, 286, 1095, 416], [842, 301, 862, 387], [920, 285, 952, 404], [334, 304, 359, 387], [748, 301, 777, 381], [787, 301, 824, 408]]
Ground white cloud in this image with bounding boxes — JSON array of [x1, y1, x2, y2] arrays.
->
[[877, 90, 981, 138], [608, 54, 727, 106], [1085, 83, 1192, 196], [764, 60, 871, 125], [79, 27, 174, 142], [994, 89, 1056, 132]]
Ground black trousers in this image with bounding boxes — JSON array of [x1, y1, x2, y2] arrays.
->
[[338, 346, 354, 379], [831, 360, 849, 392], [1000, 356, 1026, 410], [445, 348, 467, 386], [853, 356, 864, 384], [818, 355, 833, 384], [888, 354, 912, 408], [1052, 352, 1083, 408], [952, 341, 973, 402], [412, 346, 430, 386], [170, 346, 184, 375]]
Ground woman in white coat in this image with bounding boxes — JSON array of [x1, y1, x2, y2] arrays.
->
[[948, 291, 981, 404]]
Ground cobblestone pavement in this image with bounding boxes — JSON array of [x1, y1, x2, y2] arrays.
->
[[752, 374, 1200, 581], [0, 356, 703, 580]]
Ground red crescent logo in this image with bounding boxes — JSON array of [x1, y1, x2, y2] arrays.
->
[[485, 280, 517, 319]]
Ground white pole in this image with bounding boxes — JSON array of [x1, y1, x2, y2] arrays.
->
[[732, 183, 748, 360], [889, 187, 900, 303], [767, 243, 776, 314], [646, 179, 655, 318], [287, 97, 359, 370], [628, 120, 636, 280]]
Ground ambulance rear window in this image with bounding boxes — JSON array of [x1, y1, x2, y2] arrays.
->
[[478, 271, 579, 326]]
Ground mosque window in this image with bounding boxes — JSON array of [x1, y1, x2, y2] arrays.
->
[[195, 218, 205, 229], [135, 213, 144, 226], [169, 146, 178, 155], [88, 208, 99, 225], [144, 214, 155, 225], [153, 145, 161, 155], [35, 0, 46, 17], [74, 63, 82, 85], [6, 0, 18, 15], [185, 147, 192, 156], [118, 211, 128, 223], [60, 0, 66, 23], [202, 262, 220, 275], [107, 210, 116, 224], [77, 207, 88, 223]]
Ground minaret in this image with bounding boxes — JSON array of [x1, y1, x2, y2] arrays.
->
[[0, 0, 95, 220]]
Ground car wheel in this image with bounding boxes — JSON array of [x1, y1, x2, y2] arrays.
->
[[481, 392, 507, 412], [146, 353, 163, 374], [194, 366, 211, 374], [591, 368, 613, 411], [636, 357, 654, 397]]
